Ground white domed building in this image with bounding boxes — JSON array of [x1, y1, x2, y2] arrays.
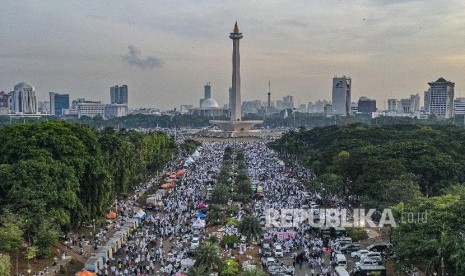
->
[[190, 97, 229, 118]]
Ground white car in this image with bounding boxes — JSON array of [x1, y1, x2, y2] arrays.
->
[[274, 244, 284, 258], [361, 251, 382, 261], [190, 237, 200, 249], [356, 258, 379, 268], [351, 249, 370, 258]]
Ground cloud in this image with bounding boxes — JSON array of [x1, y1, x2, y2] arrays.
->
[[122, 45, 163, 70]]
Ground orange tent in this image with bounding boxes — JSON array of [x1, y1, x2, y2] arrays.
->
[[77, 270, 95, 276], [176, 170, 185, 176], [107, 211, 117, 219], [160, 183, 171, 189]]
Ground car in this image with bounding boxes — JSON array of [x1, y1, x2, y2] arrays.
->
[[351, 249, 370, 259], [190, 237, 200, 249], [355, 258, 381, 268], [367, 242, 393, 252], [265, 257, 277, 267], [340, 243, 361, 253], [361, 251, 382, 261], [262, 243, 272, 257], [274, 244, 284, 257]]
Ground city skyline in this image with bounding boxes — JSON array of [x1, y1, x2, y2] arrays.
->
[[1, 1, 465, 108]]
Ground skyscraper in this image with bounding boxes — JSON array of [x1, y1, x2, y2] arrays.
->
[[12, 82, 37, 114], [427, 77, 454, 118], [332, 76, 351, 115], [204, 82, 211, 100], [110, 85, 128, 105], [50, 92, 70, 116], [0, 91, 10, 114]]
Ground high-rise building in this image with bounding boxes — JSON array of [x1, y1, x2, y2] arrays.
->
[[424, 90, 431, 112], [427, 77, 454, 118], [400, 94, 420, 113], [110, 85, 128, 105], [204, 83, 211, 100], [282, 95, 294, 109], [454, 98, 465, 115], [12, 82, 37, 114], [332, 76, 351, 115], [0, 91, 10, 114], [388, 99, 400, 112], [357, 97, 376, 113], [49, 92, 70, 116]]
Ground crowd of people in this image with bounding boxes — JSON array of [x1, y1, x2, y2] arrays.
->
[[93, 140, 355, 276]]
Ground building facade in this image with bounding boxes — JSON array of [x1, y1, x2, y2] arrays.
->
[[105, 104, 128, 118], [49, 92, 70, 116], [0, 91, 10, 114], [110, 85, 128, 105], [387, 99, 400, 112], [12, 82, 37, 114], [76, 101, 105, 118], [332, 76, 351, 115], [427, 77, 454, 118], [357, 97, 376, 113], [454, 98, 465, 115]]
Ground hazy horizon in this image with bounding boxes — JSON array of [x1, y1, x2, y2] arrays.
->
[[1, 0, 465, 110]]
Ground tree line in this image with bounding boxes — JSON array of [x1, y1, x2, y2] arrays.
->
[[0, 121, 177, 259], [269, 123, 465, 274]]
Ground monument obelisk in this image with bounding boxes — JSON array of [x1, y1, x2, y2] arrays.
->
[[229, 22, 243, 121], [210, 22, 262, 137]]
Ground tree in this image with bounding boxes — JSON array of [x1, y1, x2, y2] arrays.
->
[[0, 210, 24, 276], [211, 184, 231, 204], [193, 242, 223, 272], [36, 221, 60, 258], [221, 259, 239, 276], [238, 216, 262, 243], [0, 254, 11, 276]]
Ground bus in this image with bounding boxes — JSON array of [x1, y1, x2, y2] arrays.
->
[[354, 265, 387, 276]]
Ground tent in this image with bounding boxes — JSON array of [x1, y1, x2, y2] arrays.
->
[[176, 170, 185, 176], [192, 218, 206, 228], [195, 212, 206, 219], [180, 258, 195, 268], [106, 211, 117, 219], [185, 157, 195, 164], [77, 270, 96, 276], [198, 203, 206, 209], [160, 183, 171, 189], [134, 208, 146, 221], [192, 150, 200, 158]]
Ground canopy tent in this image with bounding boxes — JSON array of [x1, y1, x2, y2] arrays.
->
[[195, 212, 206, 219], [160, 183, 171, 189], [78, 270, 96, 276], [180, 258, 195, 268], [176, 169, 185, 176], [106, 211, 117, 219], [257, 185, 263, 193], [134, 208, 146, 221], [185, 157, 195, 164], [192, 218, 206, 228], [169, 174, 177, 179], [198, 203, 206, 209], [192, 150, 200, 158]]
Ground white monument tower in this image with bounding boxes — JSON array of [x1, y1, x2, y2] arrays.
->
[[229, 22, 243, 121], [210, 22, 262, 137]]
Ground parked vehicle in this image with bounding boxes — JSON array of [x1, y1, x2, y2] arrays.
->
[[354, 265, 387, 276], [367, 242, 393, 252], [335, 253, 347, 269], [351, 249, 370, 259], [361, 251, 382, 261], [340, 243, 361, 253], [274, 244, 284, 258], [356, 258, 381, 268]]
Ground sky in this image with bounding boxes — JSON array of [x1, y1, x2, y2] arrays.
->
[[1, 0, 465, 110]]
